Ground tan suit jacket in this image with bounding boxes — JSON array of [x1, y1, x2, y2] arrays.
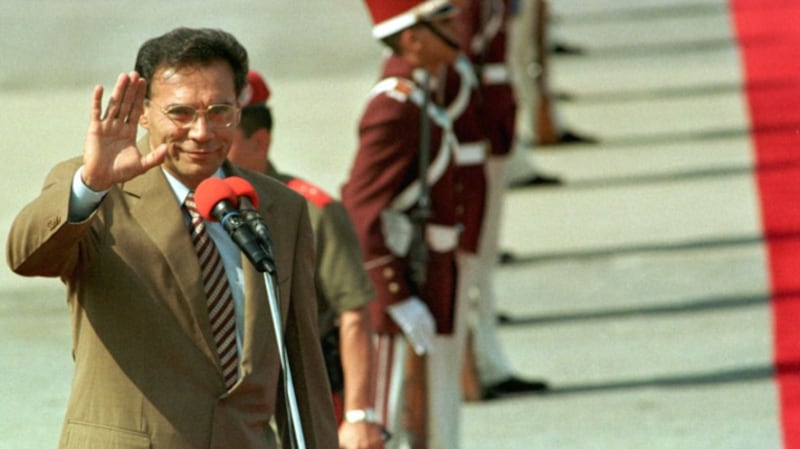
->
[[7, 157, 337, 449]]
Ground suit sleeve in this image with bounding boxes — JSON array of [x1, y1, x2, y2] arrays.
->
[[341, 94, 422, 334], [276, 199, 339, 449], [6, 157, 100, 279]]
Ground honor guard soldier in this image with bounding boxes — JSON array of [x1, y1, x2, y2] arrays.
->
[[507, 0, 597, 149], [441, 48, 493, 402], [341, 1, 466, 448], [457, 0, 551, 399], [228, 70, 386, 449]]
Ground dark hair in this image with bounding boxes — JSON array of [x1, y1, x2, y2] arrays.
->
[[239, 104, 273, 137], [381, 30, 405, 54], [134, 27, 249, 98]]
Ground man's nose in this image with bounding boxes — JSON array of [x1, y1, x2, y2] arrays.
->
[[187, 113, 213, 139]]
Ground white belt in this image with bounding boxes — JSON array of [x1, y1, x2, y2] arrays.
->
[[381, 211, 461, 257], [481, 63, 510, 85], [427, 224, 461, 253], [453, 141, 487, 166]]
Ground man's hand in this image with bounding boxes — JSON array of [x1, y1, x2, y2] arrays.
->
[[338, 421, 386, 449], [387, 297, 436, 355], [82, 72, 167, 191]]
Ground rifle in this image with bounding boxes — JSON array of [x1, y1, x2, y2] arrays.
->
[[409, 69, 432, 292], [405, 68, 432, 449]]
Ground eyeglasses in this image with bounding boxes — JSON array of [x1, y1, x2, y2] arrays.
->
[[146, 100, 239, 129]]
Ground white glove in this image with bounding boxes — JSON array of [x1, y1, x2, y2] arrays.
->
[[387, 297, 436, 355]]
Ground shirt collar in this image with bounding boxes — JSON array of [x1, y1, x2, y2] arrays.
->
[[162, 167, 226, 205]]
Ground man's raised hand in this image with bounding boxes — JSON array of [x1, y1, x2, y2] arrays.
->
[[82, 72, 167, 191]]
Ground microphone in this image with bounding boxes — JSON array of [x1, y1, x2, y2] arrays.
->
[[225, 176, 276, 274], [194, 177, 273, 273]]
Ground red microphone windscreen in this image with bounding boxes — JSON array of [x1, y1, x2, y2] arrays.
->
[[225, 176, 259, 209], [194, 177, 238, 221]]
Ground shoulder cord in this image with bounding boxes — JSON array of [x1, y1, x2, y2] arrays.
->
[[369, 76, 459, 212]]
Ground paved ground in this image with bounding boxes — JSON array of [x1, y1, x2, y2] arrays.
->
[[0, 0, 783, 448]]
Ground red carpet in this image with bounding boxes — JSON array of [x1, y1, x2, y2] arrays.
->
[[731, 1, 800, 447]]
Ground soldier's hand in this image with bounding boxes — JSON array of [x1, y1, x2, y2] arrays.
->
[[387, 297, 436, 355], [82, 72, 167, 191], [338, 421, 386, 449]]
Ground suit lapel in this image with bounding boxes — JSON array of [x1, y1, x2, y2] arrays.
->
[[120, 160, 291, 384], [122, 166, 220, 368]]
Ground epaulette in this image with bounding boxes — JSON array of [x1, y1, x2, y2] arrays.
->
[[369, 76, 451, 129], [287, 178, 334, 209], [369, 77, 418, 103]]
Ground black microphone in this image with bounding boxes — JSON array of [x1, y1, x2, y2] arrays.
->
[[225, 176, 276, 274], [194, 177, 273, 273]]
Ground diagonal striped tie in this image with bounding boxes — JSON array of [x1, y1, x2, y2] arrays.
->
[[184, 191, 239, 390]]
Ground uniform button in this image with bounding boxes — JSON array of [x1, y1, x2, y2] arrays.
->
[[455, 205, 464, 215], [383, 267, 395, 279], [455, 183, 463, 193], [388, 282, 400, 294]]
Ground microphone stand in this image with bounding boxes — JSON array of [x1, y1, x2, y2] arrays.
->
[[261, 270, 306, 449], [249, 232, 306, 449]]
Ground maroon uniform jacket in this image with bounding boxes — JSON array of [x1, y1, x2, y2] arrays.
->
[[460, 0, 517, 156], [341, 55, 459, 335], [443, 59, 488, 254]]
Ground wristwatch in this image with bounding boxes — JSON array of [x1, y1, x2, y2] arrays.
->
[[345, 409, 392, 441], [344, 408, 379, 424]]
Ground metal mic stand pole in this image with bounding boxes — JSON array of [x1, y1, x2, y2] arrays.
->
[[261, 270, 306, 449], [235, 205, 305, 449]]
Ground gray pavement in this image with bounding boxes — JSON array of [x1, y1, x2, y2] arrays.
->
[[0, 0, 781, 448]]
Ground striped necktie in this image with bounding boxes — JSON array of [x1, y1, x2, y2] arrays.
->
[[184, 191, 239, 390]]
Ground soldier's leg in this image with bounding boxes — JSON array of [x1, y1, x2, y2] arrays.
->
[[508, 0, 541, 145], [404, 349, 427, 449], [472, 156, 516, 385], [428, 251, 472, 449]]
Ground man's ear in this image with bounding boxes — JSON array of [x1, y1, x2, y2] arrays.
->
[[399, 26, 423, 54]]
